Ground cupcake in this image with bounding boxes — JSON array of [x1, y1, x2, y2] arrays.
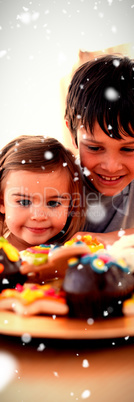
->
[[0, 237, 26, 291], [20, 244, 52, 266], [62, 253, 134, 318]]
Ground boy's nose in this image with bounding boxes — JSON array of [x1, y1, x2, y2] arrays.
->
[[100, 154, 123, 172]]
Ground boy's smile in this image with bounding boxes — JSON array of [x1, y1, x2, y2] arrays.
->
[[77, 121, 134, 196]]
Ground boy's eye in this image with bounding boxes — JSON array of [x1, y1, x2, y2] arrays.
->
[[87, 146, 101, 151], [18, 199, 32, 207], [121, 147, 134, 152], [47, 200, 61, 208]]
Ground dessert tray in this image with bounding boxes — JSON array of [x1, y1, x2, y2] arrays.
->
[[0, 311, 134, 339]]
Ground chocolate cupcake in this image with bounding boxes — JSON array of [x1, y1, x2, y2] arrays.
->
[[0, 237, 26, 291], [63, 253, 134, 319]]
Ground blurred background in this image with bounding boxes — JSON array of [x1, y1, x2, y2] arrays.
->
[[0, 0, 134, 149]]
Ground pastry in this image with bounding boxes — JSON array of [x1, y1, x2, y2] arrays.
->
[[20, 244, 52, 265], [20, 235, 104, 280], [0, 237, 26, 291], [62, 252, 134, 318], [122, 296, 134, 316], [0, 282, 69, 316]]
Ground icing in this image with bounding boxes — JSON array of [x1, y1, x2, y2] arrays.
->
[[0, 283, 67, 304], [0, 237, 26, 290], [20, 245, 52, 266], [64, 234, 104, 253], [0, 237, 20, 262], [68, 253, 130, 274]]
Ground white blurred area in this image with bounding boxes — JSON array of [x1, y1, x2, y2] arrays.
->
[[0, 0, 134, 150]]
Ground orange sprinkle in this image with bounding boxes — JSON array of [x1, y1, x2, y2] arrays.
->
[[0, 263, 4, 273]]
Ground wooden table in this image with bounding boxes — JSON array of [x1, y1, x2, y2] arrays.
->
[[0, 312, 134, 402]]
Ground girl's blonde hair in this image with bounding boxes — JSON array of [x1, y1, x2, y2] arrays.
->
[[0, 135, 85, 244]]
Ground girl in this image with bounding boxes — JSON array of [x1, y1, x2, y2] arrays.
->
[[0, 135, 85, 250]]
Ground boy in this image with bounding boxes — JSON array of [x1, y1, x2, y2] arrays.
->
[[65, 54, 134, 244]]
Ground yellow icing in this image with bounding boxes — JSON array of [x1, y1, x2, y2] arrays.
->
[[88, 244, 104, 253], [93, 258, 104, 270], [64, 235, 104, 253], [0, 284, 65, 305], [117, 258, 127, 268], [0, 242, 19, 262], [68, 257, 79, 265]]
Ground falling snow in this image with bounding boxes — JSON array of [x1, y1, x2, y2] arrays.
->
[[81, 389, 91, 399], [21, 333, 32, 343], [113, 59, 120, 67], [37, 343, 46, 351], [16, 11, 40, 25], [77, 263, 83, 270], [111, 25, 117, 33], [0, 352, 18, 391], [86, 203, 106, 223], [103, 310, 108, 317], [124, 336, 129, 340], [104, 87, 120, 101], [53, 371, 59, 377], [82, 167, 91, 176], [118, 229, 125, 237], [44, 151, 53, 160], [87, 318, 94, 325], [2, 278, 9, 284], [82, 359, 90, 368], [108, 124, 112, 130]]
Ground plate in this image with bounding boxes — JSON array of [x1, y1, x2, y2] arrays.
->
[[0, 311, 134, 339]]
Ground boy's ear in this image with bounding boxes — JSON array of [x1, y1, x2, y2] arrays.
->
[[65, 120, 78, 149], [71, 133, 78, 149], [0, 199, 5, 214]]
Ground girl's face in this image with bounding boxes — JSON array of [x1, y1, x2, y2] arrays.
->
[[77, 121, 134, 196], [1, 168, 70, 250]]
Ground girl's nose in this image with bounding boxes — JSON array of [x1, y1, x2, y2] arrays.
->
[[30, 206, 48, 221]]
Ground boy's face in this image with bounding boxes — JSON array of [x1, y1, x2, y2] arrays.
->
[[76, 121, 134, 196], [1, 169, 70, 249]]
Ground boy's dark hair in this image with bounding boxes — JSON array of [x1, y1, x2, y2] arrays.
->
[[65, 55, 134, 143]]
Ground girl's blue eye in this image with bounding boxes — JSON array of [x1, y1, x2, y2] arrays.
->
[[47, 200, 61, 208], [18, 199, 32, 207]]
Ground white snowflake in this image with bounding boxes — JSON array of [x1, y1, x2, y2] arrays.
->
[[0, 50, 7, 58], [83, 167, 91, 176], [81, 389, 91, 399], [87, 318, 94, 325], [113, 59, 120, 67], [111, 25, 117, 33], [0, 352, 17, 391], [82, 359, 90, 368], [21, 333, 32, 343], [104, 87, 120, 101], [44, 151, 53, 160], [37, 343, 46, 351], [86, 203, 106, 224]]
